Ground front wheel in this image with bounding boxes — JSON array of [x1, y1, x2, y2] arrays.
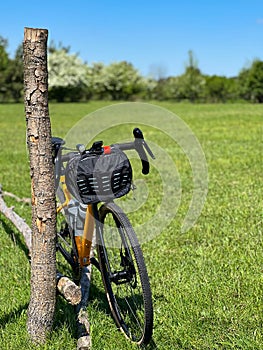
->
[[96, 202, 153, 346]]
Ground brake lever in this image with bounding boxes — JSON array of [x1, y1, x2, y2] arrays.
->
[[133, 127, 155, 160], [142, 140, 155, 159]]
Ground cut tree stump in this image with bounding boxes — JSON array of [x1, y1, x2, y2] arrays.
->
[[57, 274, 82, 306], [24, 27, 57, 343]]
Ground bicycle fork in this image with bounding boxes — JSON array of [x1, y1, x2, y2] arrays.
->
[[74, 204, 94, 267], [94, 205, 136, 286], [74, 203, 102, 272]]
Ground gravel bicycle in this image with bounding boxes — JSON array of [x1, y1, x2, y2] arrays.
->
[[52, 127, 155, 346]]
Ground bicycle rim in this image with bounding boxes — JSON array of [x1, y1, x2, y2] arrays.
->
[[97, 202, 153, 345]]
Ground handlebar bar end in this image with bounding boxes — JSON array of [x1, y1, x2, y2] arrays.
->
[[133, 128, 143, 139]]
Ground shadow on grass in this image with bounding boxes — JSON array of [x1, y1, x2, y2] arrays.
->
[[0, 217, 30, 259], [88, 280, 112, 314], [0, 278, 158, 349], [0, 218, 158, 348], [53, 295, 78, 338], [89, 282, 158, 349], [0, 303, 29, 329]]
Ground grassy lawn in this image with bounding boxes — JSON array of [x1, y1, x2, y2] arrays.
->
[[0, 101, 262, 349]]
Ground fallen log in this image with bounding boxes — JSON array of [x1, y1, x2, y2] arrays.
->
[[57, 273, 82, 305], [0, 186, 32, 253], [1, 189, 31, 204], [76, 262, 93, 349]]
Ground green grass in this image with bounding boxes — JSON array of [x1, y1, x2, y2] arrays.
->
[[0, 101, 262, 349]]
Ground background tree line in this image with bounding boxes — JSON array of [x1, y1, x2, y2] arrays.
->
[[1, 36, 263, 103]]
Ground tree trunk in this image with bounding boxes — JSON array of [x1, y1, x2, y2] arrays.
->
[[23, 27, 57, 344]]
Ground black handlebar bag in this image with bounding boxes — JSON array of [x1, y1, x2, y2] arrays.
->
[[65, 148, 132, 204]]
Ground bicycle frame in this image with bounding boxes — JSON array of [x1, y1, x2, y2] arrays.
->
[[57, 178, 95, 268], [53, 128, 155, 345]]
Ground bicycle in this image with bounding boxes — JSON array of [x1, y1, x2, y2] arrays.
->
[[52, 127, 155, 346]]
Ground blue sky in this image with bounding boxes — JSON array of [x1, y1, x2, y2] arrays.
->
[[1, 0, 262, 78]]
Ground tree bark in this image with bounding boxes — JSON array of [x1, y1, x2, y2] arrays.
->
[[23, 27, 57, 344]]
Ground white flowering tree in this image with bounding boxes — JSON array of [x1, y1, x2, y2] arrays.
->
[[48, 49, 90, 101], [90, 61, 148, 100]]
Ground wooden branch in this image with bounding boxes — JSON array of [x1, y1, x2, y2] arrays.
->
[[0, 189, 32, 253], [57, 274, 82, 305], [2, 190, 31, 204], [76, 265, 92, 350], [76, 238, 95, 350]]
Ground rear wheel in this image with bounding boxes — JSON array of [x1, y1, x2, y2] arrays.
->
[[97, 202, 153, 346]]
